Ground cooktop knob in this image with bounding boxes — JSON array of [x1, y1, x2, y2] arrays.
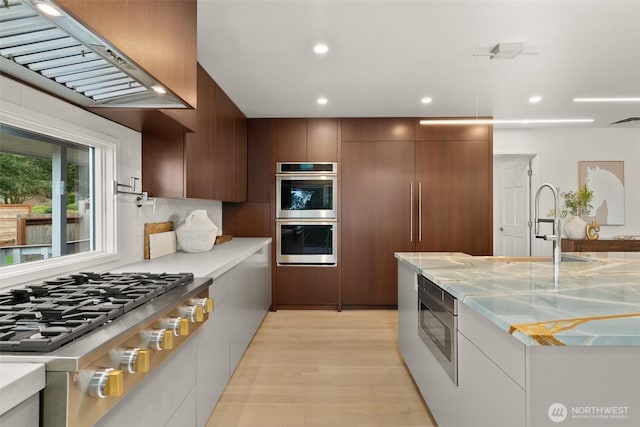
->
[[121, 348, 150, 373], [191, 297, 214, 314], [149, 329, 174, 351], [180, 305, 204, 323], [168, 317, 189, 336], [89, 368, 123, 398]]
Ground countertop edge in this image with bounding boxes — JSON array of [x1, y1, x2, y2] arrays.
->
[[0, 362, 45, 415]]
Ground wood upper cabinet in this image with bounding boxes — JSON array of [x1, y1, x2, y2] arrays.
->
[[142, 122, 186, 199], [214, 84, 247, 202], [276, 119, 307, 162], [55, 0, 197, 109], [185, 65, 217, 199], [307, 119, 338, 161], [275, 118, 338, 162], [146, 64, 247, 202], [341, 118, 416, 141]]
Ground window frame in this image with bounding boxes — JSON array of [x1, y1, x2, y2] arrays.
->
[[0, 102, 118, 289]]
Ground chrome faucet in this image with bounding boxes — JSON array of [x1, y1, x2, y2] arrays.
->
[[534, 183, 562, 270]]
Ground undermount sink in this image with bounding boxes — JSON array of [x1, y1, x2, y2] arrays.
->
[[478, 255, 585, 263]]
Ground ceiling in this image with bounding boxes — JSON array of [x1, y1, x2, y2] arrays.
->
[[197, 0, 640, 128]]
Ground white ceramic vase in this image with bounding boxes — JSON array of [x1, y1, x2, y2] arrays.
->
[[564, 215, 588, 240]]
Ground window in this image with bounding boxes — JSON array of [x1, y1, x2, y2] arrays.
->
[[0, 103, 118, 289], [1, 124, 94, 265]]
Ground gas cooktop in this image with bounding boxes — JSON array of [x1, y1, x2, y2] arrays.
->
[[0, 272, 194, 353]]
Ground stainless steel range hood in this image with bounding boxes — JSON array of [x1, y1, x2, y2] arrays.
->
[[0, 0, 188, 108]]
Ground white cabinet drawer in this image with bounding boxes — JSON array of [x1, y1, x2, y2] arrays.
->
[[458, 303, 526, 387]]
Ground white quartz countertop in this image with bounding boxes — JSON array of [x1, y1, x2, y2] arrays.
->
[[0, 362, 45, 415], [118, 237, 271, 279], [396, 251, 640, 346]]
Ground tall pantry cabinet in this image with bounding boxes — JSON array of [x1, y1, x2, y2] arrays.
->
[[340, 119, 416, 307], [340, 119, 493, 307]]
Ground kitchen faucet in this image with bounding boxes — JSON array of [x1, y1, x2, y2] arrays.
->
[[534, 184, 562, 272]]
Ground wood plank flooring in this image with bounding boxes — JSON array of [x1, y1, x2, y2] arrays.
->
[[206, 310, 436, 427]]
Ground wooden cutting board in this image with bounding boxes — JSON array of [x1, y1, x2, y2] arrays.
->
[[144, 222, 173, 259]]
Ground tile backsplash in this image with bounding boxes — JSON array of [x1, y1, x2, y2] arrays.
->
[[118, 196, 222, 265]]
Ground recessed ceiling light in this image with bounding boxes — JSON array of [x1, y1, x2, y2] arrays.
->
[[35, 1, 62, 17], [529, 95, 542, 103], [151, 85, 166, 94], [419, 118, 594, 125], [421, 97, 433, 104], [317, 97, 328, 105], [313, 44, 329, 55], [573, 97, 640, 102]]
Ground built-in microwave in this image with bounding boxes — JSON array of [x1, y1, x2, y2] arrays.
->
[[276, 162, 337, 219], [276, 220, 337, 266], [418, 274, 458, 385]]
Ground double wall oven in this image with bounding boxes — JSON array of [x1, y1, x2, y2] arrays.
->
[[276, 162, 337, 266]]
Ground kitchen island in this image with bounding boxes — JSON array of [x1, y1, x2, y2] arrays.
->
[[396, 252, 640, 427]]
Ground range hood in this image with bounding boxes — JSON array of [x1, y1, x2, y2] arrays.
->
[[0, 0, 188, 108]]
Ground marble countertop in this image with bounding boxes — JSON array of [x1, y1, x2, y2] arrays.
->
[[396, 252, 640, 346]]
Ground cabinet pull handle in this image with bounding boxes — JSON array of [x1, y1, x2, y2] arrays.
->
[[418, 182, 423, 242], [410, 182, 414, 243]]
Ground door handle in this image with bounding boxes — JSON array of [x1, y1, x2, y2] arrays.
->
[[418, 182, 422, 243], [499, 227, 504, 232], [410, 182, 414, 243]]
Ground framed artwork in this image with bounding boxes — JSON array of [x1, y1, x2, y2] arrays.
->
[[578, 161, 624, 225]]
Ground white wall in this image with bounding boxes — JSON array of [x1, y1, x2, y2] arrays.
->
[[494, 127, 640, 254], [0, 76, 222, 284]]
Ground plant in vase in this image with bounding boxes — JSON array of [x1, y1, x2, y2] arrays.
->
[[549, 184, 594, 239]]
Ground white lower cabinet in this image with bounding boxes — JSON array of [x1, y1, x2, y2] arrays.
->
[[196, 298, 230, 427], [196, 245, 271, 427], [398, 261, 524, 427], [458, 332, 526, 427], [397, 261, 458, 427]]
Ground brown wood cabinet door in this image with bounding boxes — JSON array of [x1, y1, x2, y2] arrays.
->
[[415, 140, 492, 255], [276, 119, 307, 162], [341, 118, 416, 141], [341, 140, 415, 306], [185, 65, 216, 199], [306, 119, 338, 161], [247, 119, 276, 203], [214, 84, 247, 202], [142, 126, 185, 198]]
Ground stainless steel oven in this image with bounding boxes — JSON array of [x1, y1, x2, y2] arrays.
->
[[418, 274, 458, 385], [276, 220, 337, 265], [276, 162, 337, 219]]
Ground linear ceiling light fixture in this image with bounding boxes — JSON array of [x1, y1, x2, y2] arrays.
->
[[419, 118, 594, 125], [573, 97, 640, 103]]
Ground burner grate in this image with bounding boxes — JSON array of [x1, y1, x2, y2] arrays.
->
[[0, 272, 193, 352]]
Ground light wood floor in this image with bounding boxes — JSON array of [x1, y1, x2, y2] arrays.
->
[[206, 310, 437, 427]]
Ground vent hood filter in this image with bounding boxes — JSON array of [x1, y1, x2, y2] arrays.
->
[[0, 0, 187, 108]]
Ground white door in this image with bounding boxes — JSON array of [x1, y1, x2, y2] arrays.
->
[[494, 156, 532, 256]]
